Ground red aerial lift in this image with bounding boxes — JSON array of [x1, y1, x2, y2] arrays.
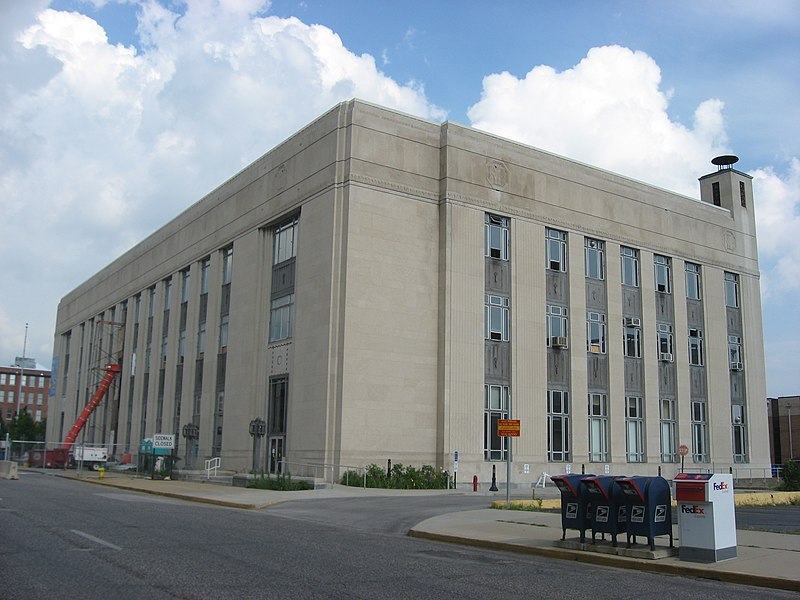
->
[[28, 363, 121, 468]]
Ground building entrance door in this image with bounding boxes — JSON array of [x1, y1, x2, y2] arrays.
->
[[268, 436, 285, 474]]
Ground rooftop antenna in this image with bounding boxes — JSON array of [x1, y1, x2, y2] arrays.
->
[[22, 322, 28, 358], [712, 155, 739, 171]]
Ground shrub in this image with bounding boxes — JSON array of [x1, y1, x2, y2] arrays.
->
[[247, 471, 312, 491], [340, 463, 450, 489], [779, 460, 800, 491]]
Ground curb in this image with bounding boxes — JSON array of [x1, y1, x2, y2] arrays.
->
[[63, 475, 279, 510], [407, 530, 800, 593]]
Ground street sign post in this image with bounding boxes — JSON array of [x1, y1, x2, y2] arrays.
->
[[496, 419, 521, 508], [679, 444, 689, 473]]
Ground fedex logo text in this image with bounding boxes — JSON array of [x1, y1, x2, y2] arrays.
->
[[681, 505, 705, 515], [713, 481, 729, 491]]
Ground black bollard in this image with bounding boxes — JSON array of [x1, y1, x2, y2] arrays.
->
[[387, 459, 392, 478], [658, 465, 662, 477], [489, 464, 499, 491], [581, 463, 585, 475]]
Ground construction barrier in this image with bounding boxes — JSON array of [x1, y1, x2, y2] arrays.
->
[[0, 460, 19, 480]]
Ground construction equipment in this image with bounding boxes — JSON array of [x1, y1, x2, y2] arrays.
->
[[62, 363, 122, 449]]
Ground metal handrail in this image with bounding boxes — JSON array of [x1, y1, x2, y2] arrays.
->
[[205, 457, 220, 479]]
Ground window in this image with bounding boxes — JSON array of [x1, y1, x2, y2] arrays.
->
[[8, 391, 13, 405], [0, 373, 5, 385], [484, 385, 509, 461], [660, 397, 677, 463], [200, 257, 210, 294], [657, 323, 674, 361], [485, 214, 509, 261], [546, 228, 567, 272], [485, 295, 510, 341], [654, 255, 671, 293], [37, 393, 43, 405], [274, 216, 298, 264], [35, 410, 41, 422], [692, 399, 709, 463], [725, 272, 739, 308], [218, 314, 229, 350], [620, 246, 639, 287], [586, 312, 606, 354], [712, 181, 721, 206], [0, 390, 4, 403], [626, 396, 645, 463], [196, 321, 206, 355], [268, 377, 288, 435], [739, 181, 746, 207], [181, 269, 190, 303], [163, 277, 172, 309], [269, 294, 294, 342], [588, 393, 609, 462], [732, 405, 748, 463], [547, 390, 570, 462], [222, 246, 233, 285], [584, 238, 604, 280], [688, 328, 704, 366], [685, 262, 701, 300], [546, 305, 568, 346], [728, 335, 743, 369], [624, 322, 641, 358]]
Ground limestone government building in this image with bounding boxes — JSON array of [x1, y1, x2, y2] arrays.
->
[[48, 99, 769, 484]]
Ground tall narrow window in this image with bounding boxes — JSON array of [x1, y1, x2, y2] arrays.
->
[[588, 393, 609, 462], [623, 321, 641, 358], [654, 254, 671, 293], [546, 305, 568, 347], [547, 390, 570, 462], [660, 397, 677, 463], [269, 294, 294, 342], [657, 323, 674, 361], [200, 257, 210, 294], [728, 335, 743, 370], [620, 246, 639, 287], [739, 181, 746, 207], [485, 295, 510, 341], [485, 214, 509, 261], [586, 312, 606, 354], [222, 246, 233, 285], [484, 385, 509, 461], [274, 216, 298, 264], [712, 182, 721, 206], [688, 328, 704, 366], [584, 238, 605, 280], [724, 272, 739, 308], [732, 405, 748, 463], [218, 314, 229, 350], [691, 399, 709, 462], [626, 396, 645, 463], [546, 228, 567, 272], [685, 262, 701, 300]]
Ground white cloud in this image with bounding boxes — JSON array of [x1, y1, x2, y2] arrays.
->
[[0, 1, 444, 367], [467, 45, 729, 197]]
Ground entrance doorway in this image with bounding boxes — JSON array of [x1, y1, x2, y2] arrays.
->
[[268, 436, 285, 474]]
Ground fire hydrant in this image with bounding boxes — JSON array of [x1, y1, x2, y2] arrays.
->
[[98, 468, 105, 480], [472, 475, 478, 492]]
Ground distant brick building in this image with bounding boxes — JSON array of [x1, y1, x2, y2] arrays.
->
[[767, 395, 800, 464], [0, 360, 51, 423]]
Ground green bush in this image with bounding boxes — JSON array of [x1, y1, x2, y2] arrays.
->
[[247, 471, 312, 491], [779, 460, 800, 491], [340, 463, 450, 489]]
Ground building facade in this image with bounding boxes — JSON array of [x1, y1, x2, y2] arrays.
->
[[48, 100, 769, 482], [767, 396, 799, 464], [0, 360, 51, 424]]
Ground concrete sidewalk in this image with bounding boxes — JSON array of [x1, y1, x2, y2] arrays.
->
[[44, 471, 800, 593]]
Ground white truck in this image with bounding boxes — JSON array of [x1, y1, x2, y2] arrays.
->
[[72, 446, 108, 471]]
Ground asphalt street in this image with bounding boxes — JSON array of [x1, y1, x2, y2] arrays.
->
[[1, 473, 797, 600]]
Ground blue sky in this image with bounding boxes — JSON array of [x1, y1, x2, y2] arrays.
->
[[1, 0, 798, 397]]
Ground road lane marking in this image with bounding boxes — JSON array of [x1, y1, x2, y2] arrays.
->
[[71, 529, 123, 551]]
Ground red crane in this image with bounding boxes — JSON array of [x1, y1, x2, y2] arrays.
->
[[61, 363, 122, 449]]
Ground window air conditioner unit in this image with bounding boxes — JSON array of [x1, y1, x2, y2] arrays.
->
[[552, 336, 568, 349], [731, 362, 743, 371], [625, 317, 641, 327], [659, 352, 673, 362]]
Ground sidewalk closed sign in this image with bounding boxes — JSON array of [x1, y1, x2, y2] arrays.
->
[[497, 419, 520, 437], [153, 434, 175, 449]]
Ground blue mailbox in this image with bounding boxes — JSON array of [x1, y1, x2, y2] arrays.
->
[[582, 476, 627, 547], [616, 476, 673, 551], [551, 473, 595, 543]]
